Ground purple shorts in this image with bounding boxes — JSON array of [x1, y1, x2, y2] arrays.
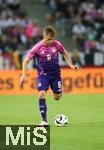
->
[[37, 75, 62, 94]]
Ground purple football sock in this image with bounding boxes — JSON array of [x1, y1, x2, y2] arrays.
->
[[39, 99, 47, 122]]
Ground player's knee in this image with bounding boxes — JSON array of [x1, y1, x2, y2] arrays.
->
[[54, 94, 61, 101], [39, 91, 46, 99]]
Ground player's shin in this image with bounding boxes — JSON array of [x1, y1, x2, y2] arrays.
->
[[39, 99, 47, 122]]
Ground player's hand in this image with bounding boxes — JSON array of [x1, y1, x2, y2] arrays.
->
[[19, 74, 26, 86], [69, 65, 78, 71]]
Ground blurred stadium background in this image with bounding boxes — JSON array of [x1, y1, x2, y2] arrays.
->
[[0, 0, 104, 69], [0, 0, 104, 150]]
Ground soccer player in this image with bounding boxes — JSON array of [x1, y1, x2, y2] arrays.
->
[[20, 26, 78, 126]]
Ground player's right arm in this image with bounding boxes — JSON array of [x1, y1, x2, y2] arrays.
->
[[19, 57, 30, 86], [19, 43, 39, 86]]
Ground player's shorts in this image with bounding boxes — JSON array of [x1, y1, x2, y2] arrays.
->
[[37, 75, 62, 94]]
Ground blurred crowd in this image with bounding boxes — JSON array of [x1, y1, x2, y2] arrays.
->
[[0, 0, 104, 70], [0, 0, 42, 70], [46, 0, 104, 66]]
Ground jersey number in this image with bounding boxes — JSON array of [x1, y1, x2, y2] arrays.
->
[[47, 54, 51, 60], [58, 81, 62, 91]]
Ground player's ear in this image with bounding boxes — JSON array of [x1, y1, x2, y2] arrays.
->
[[43, 31, 46, 37]]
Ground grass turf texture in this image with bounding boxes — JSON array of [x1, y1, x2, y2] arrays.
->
[[0, 94, 104, 150]]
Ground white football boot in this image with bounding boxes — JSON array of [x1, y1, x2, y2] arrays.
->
[[38, 121, 48, 127]]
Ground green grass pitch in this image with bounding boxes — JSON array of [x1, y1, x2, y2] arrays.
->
[[0, 94, 104, 150]]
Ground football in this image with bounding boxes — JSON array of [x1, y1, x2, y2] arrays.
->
[[54, 114, 68, 127]]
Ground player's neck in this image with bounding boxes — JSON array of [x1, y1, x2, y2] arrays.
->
[[43, 39, 54, 45]]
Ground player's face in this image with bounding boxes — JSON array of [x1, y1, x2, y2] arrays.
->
[[43, 33, 54, 44]]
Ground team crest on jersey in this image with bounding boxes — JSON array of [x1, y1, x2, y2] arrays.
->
[[52, 47, 56, 53]]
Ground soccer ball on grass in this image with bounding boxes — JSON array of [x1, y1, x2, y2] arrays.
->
[[54, 114, 68, 127]]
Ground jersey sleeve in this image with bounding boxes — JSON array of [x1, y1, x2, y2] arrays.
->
[[26, 43, 39, 60], [55, 41, 65, 54]]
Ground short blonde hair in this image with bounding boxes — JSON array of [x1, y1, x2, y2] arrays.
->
[[43, 26, 56, 37]]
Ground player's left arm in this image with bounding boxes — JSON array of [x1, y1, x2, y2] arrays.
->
[[63, 50, 78, 70], [56, 40, 78, 70]]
